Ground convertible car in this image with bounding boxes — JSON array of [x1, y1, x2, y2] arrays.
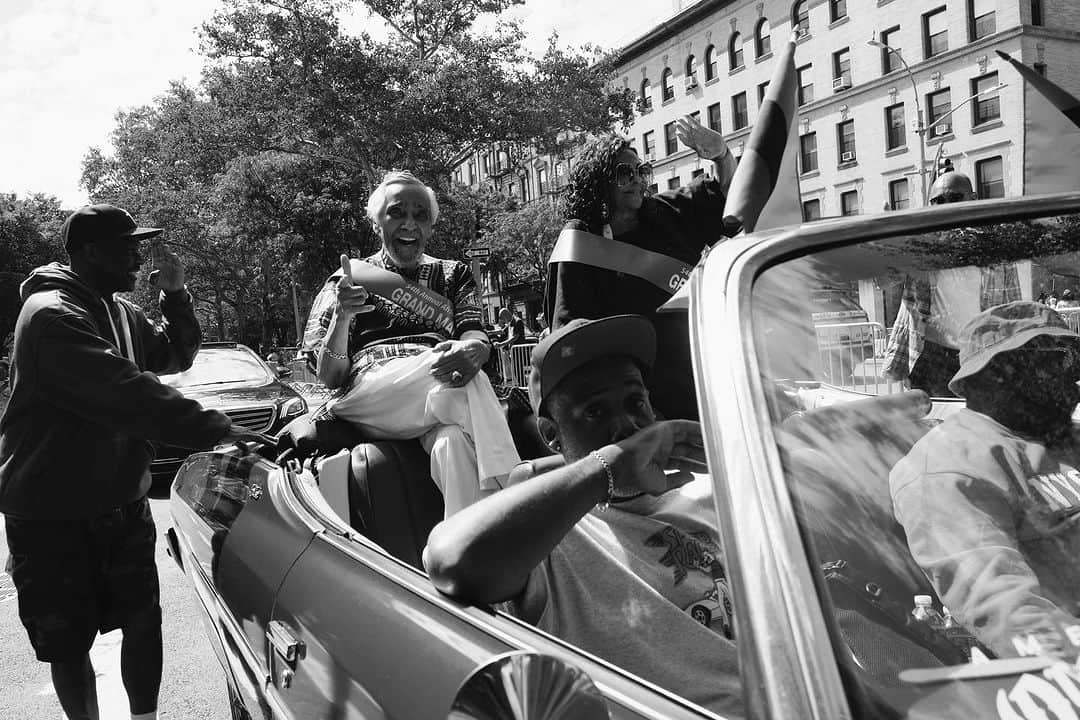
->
[[168, 192, 1080, 719]]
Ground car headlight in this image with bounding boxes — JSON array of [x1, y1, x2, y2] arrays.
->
[[280, 396, 307, 418]]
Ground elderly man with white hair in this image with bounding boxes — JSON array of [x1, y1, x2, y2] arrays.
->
[[302, 170, 520, 517]]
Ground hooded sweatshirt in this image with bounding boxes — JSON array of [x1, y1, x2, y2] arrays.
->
[[0, 263, 232, 519]]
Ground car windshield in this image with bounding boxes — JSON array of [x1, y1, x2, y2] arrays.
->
[[160, 347, 271, 388], [751, 211, 1080, 707]]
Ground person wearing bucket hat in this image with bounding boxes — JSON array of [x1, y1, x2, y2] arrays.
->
[[425, 315, 744, 717], [891, 301, 1080, 656], [0, 203, 264, 720]]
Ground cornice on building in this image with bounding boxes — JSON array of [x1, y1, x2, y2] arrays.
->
[[615, 0, 736, 65]]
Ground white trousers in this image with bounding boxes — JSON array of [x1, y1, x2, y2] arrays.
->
[[326, 349, 521, 517]]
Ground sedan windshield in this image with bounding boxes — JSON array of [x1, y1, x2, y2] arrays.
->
[[752, 212, 1080, 707], [160, 348, 271, 388]]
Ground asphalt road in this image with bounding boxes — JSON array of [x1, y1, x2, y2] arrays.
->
[[0, 498, 231, 720]]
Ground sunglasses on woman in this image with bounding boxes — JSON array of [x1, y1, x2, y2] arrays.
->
[[612, 162, 653, 188]]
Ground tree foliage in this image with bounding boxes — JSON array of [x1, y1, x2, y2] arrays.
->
[[483, 199, 562, 289], [0, 194, 66, 345], [69, 0, 632, 347]]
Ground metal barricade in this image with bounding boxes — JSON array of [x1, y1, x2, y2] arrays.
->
[[1057, 307, 1080, 333], [507, 343, 538, 388], [814, 321, 901, 395]]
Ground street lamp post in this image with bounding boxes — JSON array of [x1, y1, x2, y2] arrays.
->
[[868, 36, 929, 205], [868, 36, 1009, 205]]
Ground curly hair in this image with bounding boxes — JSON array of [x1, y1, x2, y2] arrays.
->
[[563, 134, 634, 232]]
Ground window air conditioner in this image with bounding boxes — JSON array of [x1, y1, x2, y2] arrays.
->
[[840, 151, 856, 162], [685, 74, 699, 91], [645, 151, 656, 162], [933, 123, 951, 136], [833, 76, 852, 91]]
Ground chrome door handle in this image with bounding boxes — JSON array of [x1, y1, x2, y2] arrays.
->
[[267, 620, 303, 663]]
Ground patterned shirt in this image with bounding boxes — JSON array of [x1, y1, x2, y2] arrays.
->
[[301, 251, 483, 372]]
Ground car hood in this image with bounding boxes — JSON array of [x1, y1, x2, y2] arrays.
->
[[171, 382, 295, 409]]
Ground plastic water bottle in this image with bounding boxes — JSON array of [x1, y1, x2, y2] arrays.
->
[[911, 595, 946, 631]]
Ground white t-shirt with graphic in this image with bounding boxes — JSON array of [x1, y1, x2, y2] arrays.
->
[[501, 475, 744, 718]]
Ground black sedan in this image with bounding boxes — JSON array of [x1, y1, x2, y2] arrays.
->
[[150, 342, 307, 496]]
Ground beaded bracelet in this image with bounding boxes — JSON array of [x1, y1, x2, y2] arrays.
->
[[323, 347, 348, 361], [590, 449, 616, 511]]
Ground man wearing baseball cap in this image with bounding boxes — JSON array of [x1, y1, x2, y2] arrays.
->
[[891, 300, 1080, 657], [0, 204, 262, 720], [424, 315, 743, 717]]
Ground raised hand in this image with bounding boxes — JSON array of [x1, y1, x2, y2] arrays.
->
[[147, 239, 185, 292], [608, 419, 708, 496], [336, 254, 373, 316], [676, 114, 731, 161]]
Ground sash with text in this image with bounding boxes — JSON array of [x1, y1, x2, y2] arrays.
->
[[335, 261, 456, 336], [548, 229, 694, 296]]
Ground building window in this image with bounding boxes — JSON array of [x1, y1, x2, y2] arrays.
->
[[692, 168, 705, 179], [689, 110, 701, 124], [667, 176, 681, 190], [976, 156, 1005, 198], [792, 0, 810, 36], [880, 26, 901, 74], [647, 183, 659, 194], [797, 64, 814, 105], [732, 92, 749, 130], [803, 198, 822, 221], [640, 79, 653, 112], [707, 102, 723, 132], [537, 166, 548, 194], [705, 45, 718, 80], [685, 54, 696, 77], [642, 130, 655, 160], [729, 32, 744, 69], [927, 88, 952, 134], [972, 72, 1001, 126], [885, 103, 906, 150], [837, 119, 856, 163], [1034, 62, 1047, 76], [661, 68, 675, 102], [755, 18, 772, 57], [830, 0, 847, 22], [799, 132, 818, 173], [969, 0, 996, 40], [758, 81, 770, 105], [664, 121, 678, 155], [840, 190, 860, 215], [833, 47, 852, 88], [889, 179, 910, 210], [923, 7, 948, 59], [1032, 0, 1043, 25]]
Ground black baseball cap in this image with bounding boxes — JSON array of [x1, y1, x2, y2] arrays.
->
[[63, 204, 162, 255], [528, 315, 656, 414]]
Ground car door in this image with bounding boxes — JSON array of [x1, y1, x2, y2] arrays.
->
[[267, 466, 734, 720], [171, 452, 317, 719]]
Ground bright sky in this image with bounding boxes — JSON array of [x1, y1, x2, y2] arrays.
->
[[0, 0, 671, 209]]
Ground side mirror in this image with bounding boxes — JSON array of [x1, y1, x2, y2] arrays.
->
[[448, 652, 610, 719], [276, 366, 293, 378]]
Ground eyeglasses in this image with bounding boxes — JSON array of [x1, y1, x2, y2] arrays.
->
[[612, 162, 653, 188], [929, 192, 971, 205]]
